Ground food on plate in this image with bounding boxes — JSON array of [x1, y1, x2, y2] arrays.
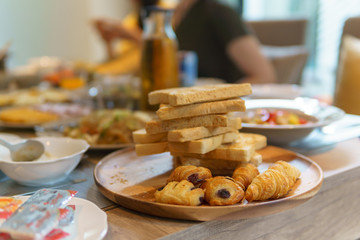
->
[[232, 163, 260, 190], [245, 161, 301, 202], [0, 88, 71, 107], [168, 131, 240, 154], [155, 161, 300, 206], [148, 83, 252, 106], [135, 141, 168, 156], [171, 133, 267, 162], [166, 166, 212, 186], [135, 84, 261, 160], [242, 108, 310, 125], [135, 83, 266, 176], [64, 109, 153, 145], [0, 107, 59, 124], [201, 176, 244, 206], [156, 98, 246, 120], [167, 119, 242, 142], [174, 153, 262, 176], [0, 189, 77, 240], [154, 180, 205, 206], [132, 128, 167, 144], [134, 84, 302, 207], [145, 114, 235, 134]]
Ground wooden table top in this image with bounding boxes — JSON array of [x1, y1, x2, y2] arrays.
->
[[101, 137, 360, 240], [1, 116, 360, 240]]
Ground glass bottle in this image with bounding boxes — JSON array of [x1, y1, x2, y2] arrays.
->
[[140, 7, 179, 111]]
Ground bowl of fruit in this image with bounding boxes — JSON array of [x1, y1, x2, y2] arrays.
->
[[236, 98, 345, 145]]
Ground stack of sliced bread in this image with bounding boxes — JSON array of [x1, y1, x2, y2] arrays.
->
[[133, 83, 267, 175]]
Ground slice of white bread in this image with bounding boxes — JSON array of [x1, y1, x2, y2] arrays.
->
[[171, 133, 267, 162], [168, 131, 239, 154], [145, 114, 236, 134], [135, 142, 168, 156], [167, 118, 242, 142], [148, 83, 252, 106], [156, 98, 246, 120], [174, 152, 262, 176], [133, 128, 167, 144]]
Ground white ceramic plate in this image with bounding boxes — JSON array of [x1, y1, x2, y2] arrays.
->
[[236, 98, 345, 144], [5, 196, 108, 240]]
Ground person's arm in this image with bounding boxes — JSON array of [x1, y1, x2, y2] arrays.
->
[[93, 18, 142, 60], [227, 35, 276, 84]]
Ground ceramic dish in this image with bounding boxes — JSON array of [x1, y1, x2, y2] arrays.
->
[[0, 137, 89, 186], [236, 98, 345, 145], [94, 147, 323, 221], [5, 196, 108, 240]]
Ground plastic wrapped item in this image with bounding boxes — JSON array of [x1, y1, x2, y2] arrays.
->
[[0, 189, 77, 240]]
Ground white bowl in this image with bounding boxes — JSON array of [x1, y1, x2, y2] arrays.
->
[[237, 98, 345, 145], [0, 137, 89, 186]]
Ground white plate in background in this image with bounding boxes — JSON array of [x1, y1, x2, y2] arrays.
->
[[249, 84, 303, 99]]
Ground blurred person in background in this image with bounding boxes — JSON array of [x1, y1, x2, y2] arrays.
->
[[94, 0, 276, 84]]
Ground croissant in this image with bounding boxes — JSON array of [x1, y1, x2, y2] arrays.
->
[[201, 176, 244, 206], [269, 160, 301, 183], [154, 180, 204, 206], [232, 163, 259, 190], [167, 165, 212, 185], [245, 161, 301, 202]]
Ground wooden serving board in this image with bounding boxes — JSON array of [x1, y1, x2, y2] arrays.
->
[[94, 146, 323, 221]]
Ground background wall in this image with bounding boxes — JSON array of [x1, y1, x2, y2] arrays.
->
[[0, 0, 131, 68]]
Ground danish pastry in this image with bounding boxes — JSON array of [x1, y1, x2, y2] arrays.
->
[[154, 180, 204, 206], [232, 163, 259, 190], [245, 161, 301, 202], [201, 176, 244, 206], [167, 165, 212, 185]]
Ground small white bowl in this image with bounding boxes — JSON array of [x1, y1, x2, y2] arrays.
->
[[0, 137, 89, 186]]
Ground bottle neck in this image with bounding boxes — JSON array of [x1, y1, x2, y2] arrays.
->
[[143, 11, 176, 39]]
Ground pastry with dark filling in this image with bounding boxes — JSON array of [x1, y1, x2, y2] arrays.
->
[[201, 176, 244, 206], [167, 165, 212, 186]]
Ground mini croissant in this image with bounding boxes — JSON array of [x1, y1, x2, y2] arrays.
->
[[245, 161, 301, 202], [201, 176, 244, 206], [154, 180, 204, 206], [232, 163, 259, 190], [167, 165, 212, 185]]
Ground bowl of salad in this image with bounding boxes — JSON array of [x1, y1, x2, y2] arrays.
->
[[236, 98, 345, 145]]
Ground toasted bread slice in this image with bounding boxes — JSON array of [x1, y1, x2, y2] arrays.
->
[[145, 115, 237, 134], [173, 152, 262, 176], [167, 118, 242, 142], [148, 83, 252, 106], [133, 128, 167, 144], [171, 133, 267, 162], [168, 131, 239, 154], [135, 142, 168, 156], [156, 98, 245, 120]]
